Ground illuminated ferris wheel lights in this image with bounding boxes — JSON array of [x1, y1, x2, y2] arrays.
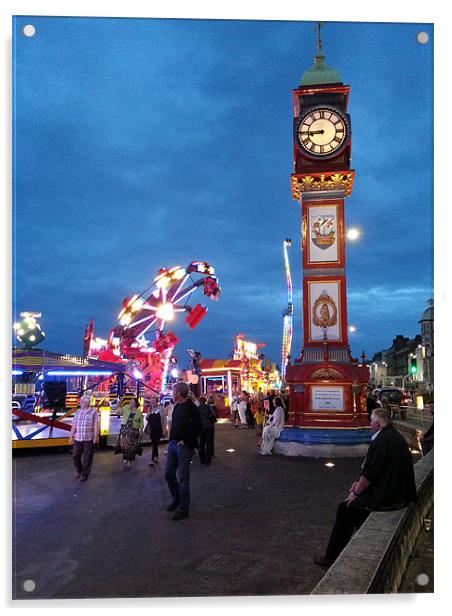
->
[[170, 266, 186, 280], [156, 302, 175, 321], [130, 297, 144, 312], [155, 275, 170, 289], [119, 313, 132, 326]]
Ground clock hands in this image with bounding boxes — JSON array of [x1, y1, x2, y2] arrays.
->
[[308, 129, 325, 136]]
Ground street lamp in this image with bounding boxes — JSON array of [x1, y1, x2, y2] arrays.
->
[[346, 228, 361, 241]]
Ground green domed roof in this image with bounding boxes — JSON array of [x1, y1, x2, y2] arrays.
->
[[300, 52, 342, 86]]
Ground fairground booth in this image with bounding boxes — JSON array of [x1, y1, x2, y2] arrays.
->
[[198, 334, 280, 417]]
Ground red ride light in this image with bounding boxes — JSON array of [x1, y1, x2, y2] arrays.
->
[[185, 304, 207, 329]]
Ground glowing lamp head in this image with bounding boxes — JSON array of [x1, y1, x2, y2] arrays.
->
[[156, 302, 175, 321], [346, 228, 361, 241], [349, 325, 356, 333]]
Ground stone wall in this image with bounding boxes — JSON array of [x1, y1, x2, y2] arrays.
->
[[311, 450, 433, 595]]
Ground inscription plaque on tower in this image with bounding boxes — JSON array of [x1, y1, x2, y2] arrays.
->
[[312, 386, 344, 411]]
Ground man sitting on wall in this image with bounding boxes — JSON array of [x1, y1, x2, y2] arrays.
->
[[314, 407, 417, 568]]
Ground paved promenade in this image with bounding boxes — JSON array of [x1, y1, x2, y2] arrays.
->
[[13, 424, 364, 600]]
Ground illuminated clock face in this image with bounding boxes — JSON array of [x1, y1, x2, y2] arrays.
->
[[297, 107, 349, 157]]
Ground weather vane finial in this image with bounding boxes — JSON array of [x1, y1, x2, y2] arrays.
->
[[315, 21, 326, 54]]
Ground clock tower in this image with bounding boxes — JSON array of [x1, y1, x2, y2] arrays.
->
[[285, 24, 369, 432]]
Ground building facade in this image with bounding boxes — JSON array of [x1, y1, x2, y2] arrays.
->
[[370, 299, 434, 390]]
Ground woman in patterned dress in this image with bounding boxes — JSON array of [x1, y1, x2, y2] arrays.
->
[[116, 397, 144, 467]]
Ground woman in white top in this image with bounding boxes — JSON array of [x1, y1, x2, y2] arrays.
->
[[238, 395, 248, 427], [259, 396, 285, 455]]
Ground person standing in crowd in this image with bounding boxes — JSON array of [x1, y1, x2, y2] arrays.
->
[[281, 390, 290, 422], [421, 405, 434, 455], [238, 394, 248, 428], [198, 395, 217, 465], [207, 394, 218, 457], [314, 407, 417, 568], [115, 397, 144, 467], [145, 396, 167, 466], [259, 396, 285, 455], [164, 399, 174, 434], [188, 391, 200, 406], [245, 394, 254, 428], [230, 393, 239, 429], [69, 395, 99, 481], [366, 389, 381, 420], [255, 403, 265, 435], [380, 396, 393, 418], [164, 382, 202, 520]]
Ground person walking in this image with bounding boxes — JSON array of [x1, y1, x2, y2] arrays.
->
[[313, 407, 417, 568], [115, 397, 144, 467], [69, 394, 99, 481], [259, 396, 285, 455], [164, 382, 202, 520], [198, 395, 217, 465], [145, 396, 167, 466]]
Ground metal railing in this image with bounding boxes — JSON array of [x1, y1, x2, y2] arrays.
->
[[390, 404, 433, 427]]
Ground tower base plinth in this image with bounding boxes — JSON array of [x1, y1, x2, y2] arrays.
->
[[286, 357, 370, 432], [274, 426, 371, 458]]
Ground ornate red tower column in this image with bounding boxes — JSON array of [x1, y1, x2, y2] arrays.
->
[[285, 25, 369, 431]]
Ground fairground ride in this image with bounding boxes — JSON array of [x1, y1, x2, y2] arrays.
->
[[281, 239, 293, 384], [85, 261, 221, 394]]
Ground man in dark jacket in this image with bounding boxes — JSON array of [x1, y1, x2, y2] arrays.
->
[[164, 381, 202, 520], [314, 407, 417, 567]]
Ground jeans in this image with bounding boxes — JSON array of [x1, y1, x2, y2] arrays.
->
[[164, 440, 194, 512], [72, 440, 94, 478]]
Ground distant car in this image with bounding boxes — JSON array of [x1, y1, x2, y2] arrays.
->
[[377, 388, 404, 406]]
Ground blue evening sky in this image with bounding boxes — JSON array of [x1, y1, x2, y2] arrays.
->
[[12, 17, 433, 367]]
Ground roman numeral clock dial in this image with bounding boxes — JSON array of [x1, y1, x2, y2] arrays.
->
[[296, 106, 350, 158]]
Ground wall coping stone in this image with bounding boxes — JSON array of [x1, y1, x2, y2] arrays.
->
[[311, 449, 433, 595]]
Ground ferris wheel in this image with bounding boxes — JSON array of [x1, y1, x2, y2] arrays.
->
[[113, 261, 221, 356], [281, 239, 293, 383]]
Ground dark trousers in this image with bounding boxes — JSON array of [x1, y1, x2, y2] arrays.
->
[[325, 501, 371, 561], [72, 440, 95, 478], [151, 434, 161, 461], [199, 427, 214, 464], [164, 440, 194, 512]]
